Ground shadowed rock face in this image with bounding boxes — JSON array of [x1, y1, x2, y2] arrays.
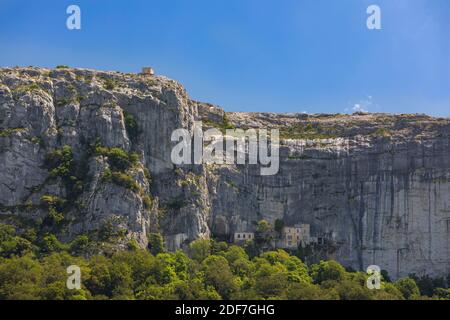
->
[[1, 67, 450, 278]]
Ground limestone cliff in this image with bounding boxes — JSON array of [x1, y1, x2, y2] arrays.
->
[[1, 67, 449, 279]]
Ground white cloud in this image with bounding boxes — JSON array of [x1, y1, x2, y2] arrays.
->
[[348, 95, 373, 113], [353, 103, 367, 112]]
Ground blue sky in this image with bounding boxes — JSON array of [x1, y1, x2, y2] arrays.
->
[[0, 0, 449, 116]]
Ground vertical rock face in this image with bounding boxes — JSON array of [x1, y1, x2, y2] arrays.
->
[[0, 67, 197, 249], [207, 135, 450, 278], [206, 112, 450, 278], [1, 67, 450, 278]]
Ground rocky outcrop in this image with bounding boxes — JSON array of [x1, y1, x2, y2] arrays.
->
[[1, 67, 450, 279]]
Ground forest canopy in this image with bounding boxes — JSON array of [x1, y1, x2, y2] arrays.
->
[[0, 223, 449, 300]]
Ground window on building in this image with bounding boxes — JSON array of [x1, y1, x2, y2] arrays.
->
[[447, 220, 450, 232], [237, 234, 241, 239]]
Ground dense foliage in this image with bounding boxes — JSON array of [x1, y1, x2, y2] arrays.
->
[[0, 223, 450, 300]]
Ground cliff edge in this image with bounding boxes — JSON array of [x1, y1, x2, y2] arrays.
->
[[1, 66, 450, 278]]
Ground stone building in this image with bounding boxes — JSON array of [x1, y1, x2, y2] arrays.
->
[[141, 67, 155, 76], [234, 232, 254, 243], [298, 224, 311, 245], [278, 224, 311, 249]]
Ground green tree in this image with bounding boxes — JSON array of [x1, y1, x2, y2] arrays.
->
[[372, 283, 404, 300], [95, 146, 138, 172], [69, 235, 90, 256], [287, 282, 338, 300], [434, 288, 450, 300], [0, 221, 448, 301], [112, 249, 156, 294], [274, 219, 284, 233], [40, 252, 90, 300], [152, 253, 179, 285], [84, 255, 114, 298], [123, 111, 139, 141], [222, 245, 248, 265], [189, 239, 211, 263], [311, 260, 347, 284], [172, 250, 191, 281], [254, 262, 289, 299], [85, 253, 134, 299], [394, 277, 420, 300], [334, 279, 374, 300], [409, 274, 446, 297], [231, 257, 254, 278], [203, 255, 237, 299], [108, 260, 134, 299], [257, 220, 271, 233], [211, 240, 228, 255], [147, 233, 165, 255], [0, 224, 33, 258], [39, 234, 66, 254], [0, 255, 43, 299], [243, 239, 259, 258]]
